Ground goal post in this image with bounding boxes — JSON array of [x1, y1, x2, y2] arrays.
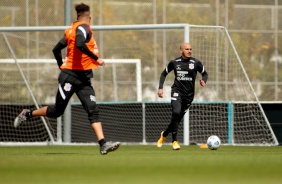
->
[[104, 59, 142, 102], [62, 58, 142, 142], [0, 24, 279, 146], [184, 25, 278, 146], [2, 33, 55, 144], [0, 58, 141, 144]]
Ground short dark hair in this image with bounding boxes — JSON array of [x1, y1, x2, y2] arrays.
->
[[75, 3, 90, 17]]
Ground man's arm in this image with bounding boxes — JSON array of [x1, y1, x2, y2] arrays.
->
[[158, 69, 168, 90], [158, 69, 168, 98], [200, 70, 208, 86], [201, 70, 208, 83], [52, 37, 67, 68], [158, 61, 173, 97], [196, 60, 208, 87]]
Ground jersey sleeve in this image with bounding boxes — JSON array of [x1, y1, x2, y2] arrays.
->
[[75, 24, 99, 61], [158, 60, 174, 89], [52, 36, 67, 68], [196, 60, 208, 83]]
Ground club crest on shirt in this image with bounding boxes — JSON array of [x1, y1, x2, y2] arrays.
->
[[64, 83, 72, 91], [189, 63, 194, 69]]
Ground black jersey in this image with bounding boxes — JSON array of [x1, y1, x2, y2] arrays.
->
[[158, 56, 208, 97]]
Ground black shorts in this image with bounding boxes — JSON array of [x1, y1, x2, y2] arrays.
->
[[47, 71, 99, 123], [171, 90, 193, 114]]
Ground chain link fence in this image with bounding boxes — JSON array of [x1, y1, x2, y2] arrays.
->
[[0, 0, 281, 102]]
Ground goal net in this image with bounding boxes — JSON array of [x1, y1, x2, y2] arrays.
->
[[185, 25, 278, 146], [0, 57, 141, 145], [0, 24, 278, 146]]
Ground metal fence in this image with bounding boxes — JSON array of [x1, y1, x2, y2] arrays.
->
[[0, 0, 281, 101], [1, 24, 278, 146]]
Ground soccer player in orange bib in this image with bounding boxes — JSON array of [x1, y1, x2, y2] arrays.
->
[[14, 3, 120, 155]]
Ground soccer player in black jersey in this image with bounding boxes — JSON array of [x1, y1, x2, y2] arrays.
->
[[157, 43, 208, 150]]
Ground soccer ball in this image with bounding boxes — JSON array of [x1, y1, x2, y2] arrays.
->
[[207, 135, 221, 150]]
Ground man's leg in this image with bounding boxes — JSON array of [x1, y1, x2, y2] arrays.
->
[[163, 99, 182, 140], [32, 106, 48, 116], [14, 89, 71, 128], [157, 92, 182, 148], [161, 97, 182, 150], [91, 121, 104, 141], [76, 83, 120, 155], [177, 98, 192, 125], [14, 72, 75, 128]]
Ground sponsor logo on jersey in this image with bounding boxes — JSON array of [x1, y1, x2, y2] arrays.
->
[[177, 77, 193, 81], [177, 71, 188, 74], [173, 93, 179, 97], [176, 71, 192, 81], [175, 59, 181, 62]]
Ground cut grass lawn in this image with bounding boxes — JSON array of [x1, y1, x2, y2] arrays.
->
[[0, 145, 281, 184]]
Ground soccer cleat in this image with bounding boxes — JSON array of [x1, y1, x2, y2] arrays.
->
[[100, 141, 120, 155], [14, 109, 31, 128], [157, 131, 166, 147], [172, 141, 180, 150]]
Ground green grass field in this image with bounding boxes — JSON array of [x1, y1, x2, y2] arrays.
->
[[0, 145, 281, 184]]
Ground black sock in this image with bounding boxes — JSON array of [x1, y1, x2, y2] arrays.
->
[[163, 130, 168, 137], [26, 110, 33, 119], [98, 139, 106, 147], [172, 131, 177, 142]]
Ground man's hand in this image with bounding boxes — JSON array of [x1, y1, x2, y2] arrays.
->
[[158, 89, 163, 98], [97, 58, 105, 66], [199, 79, 206, 87]]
